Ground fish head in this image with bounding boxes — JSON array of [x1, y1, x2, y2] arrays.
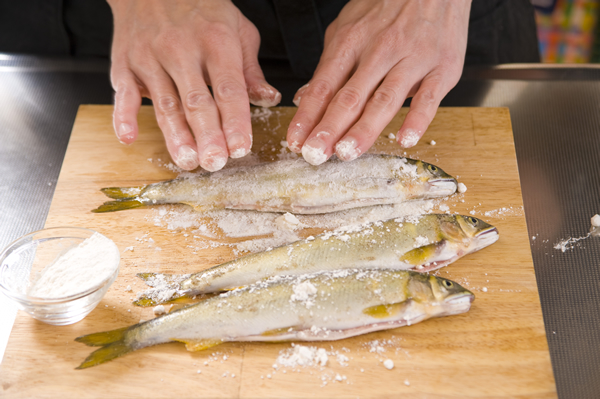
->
[[455, 215, 499, 252], [406, 274, 474, 317], [439, 215, 498, 254], [418, 161, 457, 198], [430, 276, 475, 316]]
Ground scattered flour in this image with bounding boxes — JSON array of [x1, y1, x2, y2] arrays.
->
[[457, 183, 467, 193], [276, 344, 328, 368], [28, 232, 119, 298], [383, 359, 395, 370], [153, 305, 166, 316], [554, 234, 591, 252]]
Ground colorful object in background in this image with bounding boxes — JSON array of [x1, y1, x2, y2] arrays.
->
[[534, 0, 599, 63]]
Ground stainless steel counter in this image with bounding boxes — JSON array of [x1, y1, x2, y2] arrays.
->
[[1, 55, 600, 398]]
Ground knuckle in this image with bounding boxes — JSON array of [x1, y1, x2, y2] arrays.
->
[[352, 121, 375, 139], [334, 87, 361, 110], [203, 22, 234, 46], [372, 86, 398, 108], [306, 80, 334, 102], [156, 94, 181, 114], [185, 90, 213, 111], [155, 29, 183, 51], [417, 88, 437, 107], [215, 78, 246, 100]]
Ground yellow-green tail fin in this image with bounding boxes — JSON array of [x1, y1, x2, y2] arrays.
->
[[100, 186, 145, 200], [75, 327, 133, 369], [134, 272, 192, 307], [133, 292, 190, 307], [92, 199, 145, 213]]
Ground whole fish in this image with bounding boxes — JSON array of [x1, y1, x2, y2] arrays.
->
[[92, 154, 457, 213], [76, 269, 474, 369], [135, 214, 498, 306]]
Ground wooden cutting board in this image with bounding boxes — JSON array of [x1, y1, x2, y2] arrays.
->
[[0, 105, 556, 398]]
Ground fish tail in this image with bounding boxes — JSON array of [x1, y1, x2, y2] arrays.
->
[[75, 327, 134, 369], [100, 186, 145, 200], [92, 199, 145, 213], [133, 291, 189, 307], [137, 272, 159, 283]]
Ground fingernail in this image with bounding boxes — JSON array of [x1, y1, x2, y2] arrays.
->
[[201, 144, 228, 172], [288, 140, 302, 152], [293, 83, 309, 107], [227, 133, 249, 159], [335, 137, 361, 161], [302, 137, 328, 166], [287, 122, 305, 153], [398, 128, 421, 148], [248, 84, 282, 108], [118, 123, 135, 143], [175, 145, 199, 170]]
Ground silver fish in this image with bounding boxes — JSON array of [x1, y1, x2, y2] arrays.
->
[[135, 214, 498, 306], [76, 269, 474, 369], [92, 154, 457, 213]]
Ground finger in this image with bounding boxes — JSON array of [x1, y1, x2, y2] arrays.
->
[[239, 20, 281, 108], [111, 65, 141, 145], [396, 72, 449, 148], [160, 59, 231, 170], [131, 62, 200, 171], [292, 83, 309, 107], [286, 43, 356, 154], [205, 37, 254, 161], [301, 65, 389, 165], [334, 65, 419, 161]]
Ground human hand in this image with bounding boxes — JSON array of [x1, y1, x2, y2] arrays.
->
[[107, 0, 281, 171], [287, 0, 471, 165]]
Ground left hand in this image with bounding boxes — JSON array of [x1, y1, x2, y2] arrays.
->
[[287, 0, 471, 164]]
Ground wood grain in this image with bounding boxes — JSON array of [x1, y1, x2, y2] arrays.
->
[[0, 105, 556, 398]]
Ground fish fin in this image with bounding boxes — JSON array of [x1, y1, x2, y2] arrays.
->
[[363, 302, 409, 319], [75, 327, 133, 369], [182, 202, 209, 212], [75, 326, 130, 346], [399, 243, 442, 265], [261, 326, 301, 337], [222, 286, 246, 292], [133, 292, 189, 307], [100, 186, 145, 200], [92, 199, 145, 213], [171, 338, 223, 352], [136, 272, 158, 283]]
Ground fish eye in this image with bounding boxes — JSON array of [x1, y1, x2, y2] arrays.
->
[[427, 164, 438, 173], [442, 280, 453, 288], [468, 217, 478, 226]]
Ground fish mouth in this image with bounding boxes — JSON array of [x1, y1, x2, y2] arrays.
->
[[473, 227, 499, 251], [426, 178, 458, 197], [443, 293, 474, 314]]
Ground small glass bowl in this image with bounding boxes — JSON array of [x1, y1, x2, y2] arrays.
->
[[0, 227, 120, 325]]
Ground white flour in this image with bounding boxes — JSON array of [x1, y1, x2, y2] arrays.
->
[[28, 232, 119, 298]]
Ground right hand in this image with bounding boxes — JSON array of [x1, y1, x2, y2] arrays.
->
[[107, 0, 281, 171]]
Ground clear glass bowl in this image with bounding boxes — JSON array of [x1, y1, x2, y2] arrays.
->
[[0, 227, 120, 325]]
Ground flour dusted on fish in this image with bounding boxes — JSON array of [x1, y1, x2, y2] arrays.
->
[[290, 281, 318, 308]]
